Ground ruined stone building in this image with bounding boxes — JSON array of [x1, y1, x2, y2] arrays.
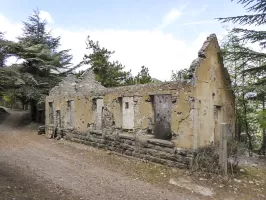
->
[[45, 34, 235, 168]]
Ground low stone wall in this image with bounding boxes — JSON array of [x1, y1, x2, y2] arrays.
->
[[63, 129, 193, 169]]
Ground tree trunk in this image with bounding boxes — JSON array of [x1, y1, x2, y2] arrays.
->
[[241, 69, 252, 152], [237, 118, 241, 141], [259, 96, 266, 155], [235, 58, 239, 141], [263, 97, 266, 155], [242, 93, 252, 151]]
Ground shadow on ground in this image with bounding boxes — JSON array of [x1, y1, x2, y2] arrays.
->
[[0, 107, 10, 124], [0, 107, 31, 128]]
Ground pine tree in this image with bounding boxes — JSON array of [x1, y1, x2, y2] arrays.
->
[[134, 66, 152, 84], [18, 9, 73, 75], [0, 31, 4, 67], [20, 9, 60, 50], [0, 32, 22, 98], [83, 36, 130, 87], [218, 0, 266, 153], [171, 69, 190, 81], [16, 9, 74, 121], [217, 0, 266, 83], [0, 32, 17, 68], [0, 10, 76, 118], [221, 31, 266, 153]]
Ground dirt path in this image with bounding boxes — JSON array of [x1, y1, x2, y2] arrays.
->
[[1, 108, 266, 200], [0, 108, 201, 200]]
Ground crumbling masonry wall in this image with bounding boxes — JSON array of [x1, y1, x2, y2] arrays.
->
[[190, 34, 235, 148], [64, 130, 193, 168], [45, 34, 235, 167], [46, 81, 194, 148]]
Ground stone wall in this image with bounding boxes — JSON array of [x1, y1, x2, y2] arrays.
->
[[62, 128, 193, 168], [190, 34, 235, 148], [46, 81, 194, 148], [45, 33, 235, 155]]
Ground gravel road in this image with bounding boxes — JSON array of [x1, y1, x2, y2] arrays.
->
[[0, 108, 200, 200]]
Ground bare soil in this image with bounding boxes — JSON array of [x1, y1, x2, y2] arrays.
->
[[0, 107, 265, 200], [0, 108, 200, 200]]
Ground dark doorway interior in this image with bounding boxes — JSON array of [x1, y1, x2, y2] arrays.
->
[[153, 94, 172, 140]]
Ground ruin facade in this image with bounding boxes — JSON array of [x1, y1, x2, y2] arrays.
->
[[45, 34, 235, 168]]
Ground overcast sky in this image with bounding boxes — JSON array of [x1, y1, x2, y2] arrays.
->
[[0, 0, 248, 80]]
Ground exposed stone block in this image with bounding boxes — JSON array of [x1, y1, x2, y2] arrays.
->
[[147, 139, 175, 148], [104, 134, 116, 141], [120, 143, 135, 151], [119, 133, 135, 141], [123, 140, 135, 146], [154, 145, 174, 154], [124, 150, 133, 156], [90, 130, 103, 136]]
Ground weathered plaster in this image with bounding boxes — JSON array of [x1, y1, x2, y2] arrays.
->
[[96, 98, 104, 130], [190, 34, 235, 148], [122, 96, 134, 129]]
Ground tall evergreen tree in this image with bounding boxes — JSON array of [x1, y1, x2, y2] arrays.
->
[[0, 31, 17, 68], [20, 9, 60, 50], [15, 9, 74, 121], [171, 68, 190, 81], [123, 66, 153, 85], [83, 36, 130, 87], [217, 0, 266, 84], [18, 9, 73, 75], [0, 32, 22, 98], [222, 34, 254, 150], [218, 1, 266, 153], [0, 31, 4, 68], [134, 66, 152, 84], [0, 10, 76, 118]]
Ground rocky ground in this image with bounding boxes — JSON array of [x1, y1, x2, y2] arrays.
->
[[0, 107, 265, 200]]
